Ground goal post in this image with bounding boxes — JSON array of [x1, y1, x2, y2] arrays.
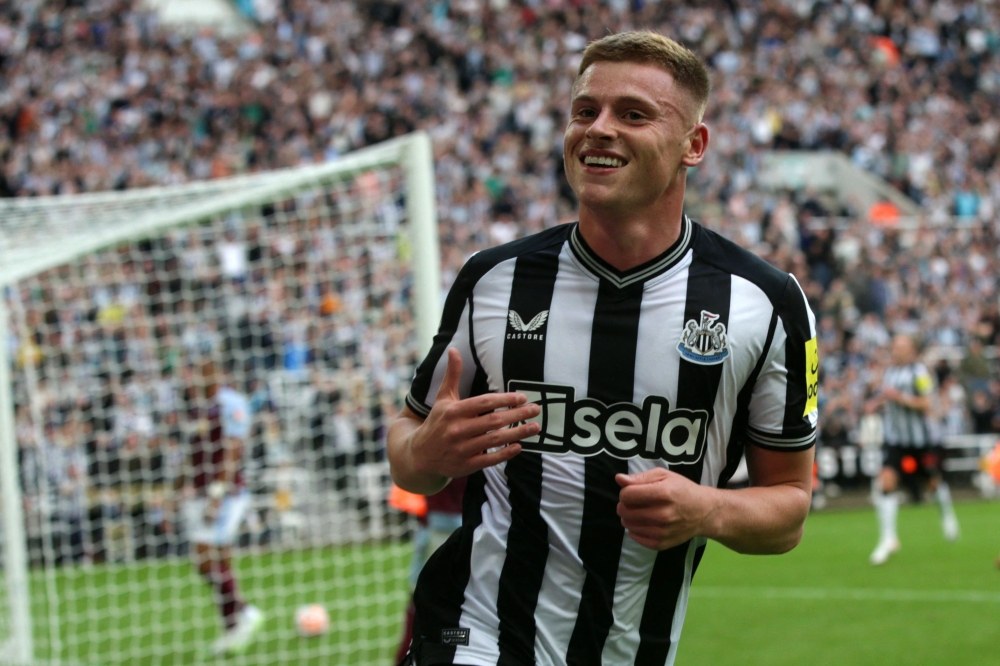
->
[[0, 131, 439, 665], [0, 131, 440, 352], [1, 296, 33, 665]]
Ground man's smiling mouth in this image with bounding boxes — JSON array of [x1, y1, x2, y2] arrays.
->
[[582, 156, 625, 168]]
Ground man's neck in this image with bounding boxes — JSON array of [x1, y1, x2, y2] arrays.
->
[[577, 203, 685, 272]]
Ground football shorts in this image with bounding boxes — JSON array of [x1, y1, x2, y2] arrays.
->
[[883, 444, 943, 479], [182, 489, 252, 547]]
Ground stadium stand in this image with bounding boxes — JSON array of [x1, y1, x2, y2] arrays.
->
[[2, 0, 1000, 550]]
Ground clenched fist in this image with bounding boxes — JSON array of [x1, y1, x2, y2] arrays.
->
[[616, 467, 718, 551]]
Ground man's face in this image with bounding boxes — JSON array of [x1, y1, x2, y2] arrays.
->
[[891, 335, 915, 365], [564, 61, 707, 218]]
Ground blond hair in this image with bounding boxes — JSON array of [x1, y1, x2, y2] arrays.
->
[[577, 31, 711, 120]]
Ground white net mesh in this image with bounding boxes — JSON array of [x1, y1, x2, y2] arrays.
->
[[0, 141, 431, 665]]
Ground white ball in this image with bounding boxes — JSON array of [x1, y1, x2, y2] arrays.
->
[[295, 604, 330, 637]]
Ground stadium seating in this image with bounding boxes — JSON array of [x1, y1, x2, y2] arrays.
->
[[2, 0, 999, 529]]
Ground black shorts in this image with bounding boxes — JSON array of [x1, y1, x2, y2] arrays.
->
[[398, 637, 478, 666], [883, 444, 944, 479]]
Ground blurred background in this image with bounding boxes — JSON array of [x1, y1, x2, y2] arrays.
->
[[1, 1, 1000, 665]]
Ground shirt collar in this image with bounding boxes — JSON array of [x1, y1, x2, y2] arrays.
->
[[569, 215, 693, 289]]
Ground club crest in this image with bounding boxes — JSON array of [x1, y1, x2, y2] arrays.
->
[[678, 310, 729, 365]]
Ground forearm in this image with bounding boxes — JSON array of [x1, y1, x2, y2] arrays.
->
[[700, 483, 811, 554], [387, 414, 450, 495]]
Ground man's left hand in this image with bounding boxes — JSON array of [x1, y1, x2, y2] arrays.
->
[[616, 468, 717, 551]]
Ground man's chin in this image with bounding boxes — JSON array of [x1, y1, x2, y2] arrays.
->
[[575, 183, 623, 207], [576, 196, 633, 219]]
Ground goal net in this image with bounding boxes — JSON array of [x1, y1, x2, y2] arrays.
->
[[0, 132, 440, 665]]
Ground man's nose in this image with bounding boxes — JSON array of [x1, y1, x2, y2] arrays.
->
[[585, 107, 617, 141]]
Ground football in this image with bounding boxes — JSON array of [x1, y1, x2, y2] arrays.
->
[[294, 604, 330, 637]]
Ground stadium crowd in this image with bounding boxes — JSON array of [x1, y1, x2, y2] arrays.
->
[[12, 194, 414, 564], [3, 0, 1000, 561]]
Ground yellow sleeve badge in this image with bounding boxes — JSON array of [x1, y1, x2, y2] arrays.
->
[[914, 372, 932, 395], [804, 337, 819, 416]]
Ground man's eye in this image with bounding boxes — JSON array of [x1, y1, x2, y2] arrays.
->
[[625, 111, 644, 121]]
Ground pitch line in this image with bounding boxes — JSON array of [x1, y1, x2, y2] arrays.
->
[[692, 586, 1000, 604]]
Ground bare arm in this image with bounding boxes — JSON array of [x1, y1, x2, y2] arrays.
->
[[387, 348, 542, 495], [616, 443, 813, 554], [387, 406, 452, 495], [702, 444, 813, 553]]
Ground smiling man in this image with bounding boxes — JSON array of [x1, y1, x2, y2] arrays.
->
[[389, 31, 818, 666]]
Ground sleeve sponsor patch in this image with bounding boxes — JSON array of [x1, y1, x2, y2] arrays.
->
[[804, 337, 819, 416], [914, 372, 932, 395]]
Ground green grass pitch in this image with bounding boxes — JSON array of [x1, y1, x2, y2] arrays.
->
[[27, 542, 413, 665], [681, 500, 1000, 666], [17, 500, 1000, 665]]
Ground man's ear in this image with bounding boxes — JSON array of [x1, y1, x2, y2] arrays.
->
[[681, 123, 709, 168]]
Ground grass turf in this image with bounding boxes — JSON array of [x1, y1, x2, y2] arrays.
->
[[14, 500, 1000, 665], [680, 500, 1000, 666], [26, 542, 412, 665]]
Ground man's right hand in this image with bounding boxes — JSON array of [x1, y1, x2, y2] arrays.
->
[[389, 348, 541, 493]]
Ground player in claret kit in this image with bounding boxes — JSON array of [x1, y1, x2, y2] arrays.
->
[[181, 359, 264, 654], [389, 30, 817, 666]]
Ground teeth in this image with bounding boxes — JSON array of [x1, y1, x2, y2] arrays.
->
[[583, 156, 623, 167]]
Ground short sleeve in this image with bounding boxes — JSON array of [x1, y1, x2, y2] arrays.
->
[[221, 391, 252, 439], [913, 364, 933, 396], [745, 275, 818, 451], [404, 261, 483, 418]]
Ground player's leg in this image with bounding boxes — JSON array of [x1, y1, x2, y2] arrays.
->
[[923, 448, 959, 541], [871, 449, 901, 565], [192, 543, 248, 635], [213, 545, 264, 653], [184, 496, 221, 599], [211, 491, 263, 654], [186, 492, 262, 654], [210, 546, 248, 632], [197, 544, 256, 655]]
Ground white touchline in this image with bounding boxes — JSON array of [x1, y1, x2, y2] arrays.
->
[[692, 586, 1000, 604]]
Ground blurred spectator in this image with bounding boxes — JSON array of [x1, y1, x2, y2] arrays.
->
[[930, 372, 969, 441], [958, 337, 992, 392], [5, 0, 1000, 560], [969, 390, 996, 435], [8, 190, 411, 564]]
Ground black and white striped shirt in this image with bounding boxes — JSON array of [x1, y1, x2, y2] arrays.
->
[[881, 363, 934, 447], [406, 217, 818, 666]]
